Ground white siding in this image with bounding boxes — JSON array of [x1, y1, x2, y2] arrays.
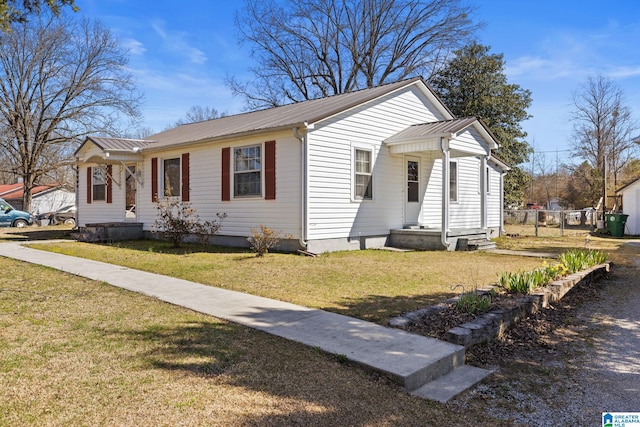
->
[[421, 153, 443, 227], [621, 181, 640, 235], [487, 164, 502, 227], [78, 164, 128, 225], [137, 132, 301, 238], [449, 156, 482, 229], [77, 132, 302, 238], [31, 190, 75, 215], [306, 86, 443, 239]]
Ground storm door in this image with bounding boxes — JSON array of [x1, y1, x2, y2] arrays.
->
[[404, 157, 421, 225]]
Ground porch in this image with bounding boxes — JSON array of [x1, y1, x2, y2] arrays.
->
[[73, 222, 144, 243], [388, 227, 496, 251]]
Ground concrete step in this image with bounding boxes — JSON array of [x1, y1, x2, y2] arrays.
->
[[459, 238, 497, 251], [410, 364, 492, 403]]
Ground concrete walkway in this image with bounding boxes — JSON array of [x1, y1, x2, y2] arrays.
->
[[0, 241, 490, 402]]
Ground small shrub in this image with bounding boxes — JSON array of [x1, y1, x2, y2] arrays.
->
[[153, 198, 226, 248], [247, 225, 293, 257], [456, 291, 492, 314]]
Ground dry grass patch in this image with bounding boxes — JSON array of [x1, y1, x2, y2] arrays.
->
[[0, 256, 506, 426], [29, 240, 544, 323]]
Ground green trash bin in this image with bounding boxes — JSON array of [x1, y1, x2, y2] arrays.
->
[[605, 213, 629, 237]]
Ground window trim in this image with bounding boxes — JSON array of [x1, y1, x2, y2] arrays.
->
[[233, 144, 263, 199], [353, 146, 374, 201], [449, 160, 458, 203], [92, 166, 107, 202]]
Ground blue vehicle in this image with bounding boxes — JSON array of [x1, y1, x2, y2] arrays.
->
[[0, 198, 34, 227]]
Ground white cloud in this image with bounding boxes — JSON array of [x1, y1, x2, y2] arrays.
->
[[151, 20, 207, 65], [122, 38, 146, 56]]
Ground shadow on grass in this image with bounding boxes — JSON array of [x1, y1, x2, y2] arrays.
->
[[0, 226, 75, 241], [108, 318, 461, 425], [327, 292, 454, 324]]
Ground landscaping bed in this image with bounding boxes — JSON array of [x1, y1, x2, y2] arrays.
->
[[390, 251, 611, 350]]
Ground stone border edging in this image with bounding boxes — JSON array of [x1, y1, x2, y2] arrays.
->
[[389, 263, 612, 349]]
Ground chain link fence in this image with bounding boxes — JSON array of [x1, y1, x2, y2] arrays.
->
[[503, 209, 597, 237]]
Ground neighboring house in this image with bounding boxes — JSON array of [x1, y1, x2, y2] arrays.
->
[[0, 183, 75, 214], [616, 178, 640, 235], [74, 77, 507, 252]]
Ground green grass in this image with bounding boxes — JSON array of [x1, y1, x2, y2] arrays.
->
[[29, 239, 545, 323], [0, 255, 506, 426]]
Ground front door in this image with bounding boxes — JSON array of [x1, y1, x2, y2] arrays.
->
[[125, 165, 137, 220], [404, 156, 421, 225]]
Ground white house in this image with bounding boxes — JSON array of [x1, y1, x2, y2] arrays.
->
[[74, 77, 507, 252], [616, 178, 640, 235], [0, 183, 75, 214]]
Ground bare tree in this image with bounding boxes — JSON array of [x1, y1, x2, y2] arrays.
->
[[174, 105, 226, 126], [0, 0, 77, 32], [230, 0, 481, 109], [0, 14, 141, 212], [570, 75, 638, 209]]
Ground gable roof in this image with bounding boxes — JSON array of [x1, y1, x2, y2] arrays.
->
[[384, 117, 498, 148], [0, 183, 69, 200], [77, 77, 453, 157], [142, 77, 451, 151], [616, 176, 640, 194]]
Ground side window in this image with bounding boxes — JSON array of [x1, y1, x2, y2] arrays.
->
[[486, 166, 491, 194], [234, 145, 262, 197], [92, 167, 107, 201], [450, 161, 458, 202], [354, 148, 373, 200], [163, 158, 181, 197]]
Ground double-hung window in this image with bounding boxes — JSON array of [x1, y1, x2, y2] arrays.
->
[[234, 145, 262, 197], [354, 148, 373, 200], [163, 158, 181, 197], [92, 167, 107, 202]]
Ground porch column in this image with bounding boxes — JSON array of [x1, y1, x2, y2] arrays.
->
[[480, 156, 488, 229], [441, 138, 450, 249]]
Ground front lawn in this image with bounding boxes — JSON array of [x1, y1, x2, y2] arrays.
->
[[0, 256, 504, 426], [33, 239, 544, 323]]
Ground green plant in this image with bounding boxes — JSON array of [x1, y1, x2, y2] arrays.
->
[[153, 198, 226, 248], [247, 225, 292, 257], [559, 249, 608, 274], [456, 291, 492, 314]]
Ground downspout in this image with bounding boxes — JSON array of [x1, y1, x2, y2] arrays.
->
[[293, 127, 308, 248], [74, 160, 80, 229], [500, 168, 506, 235], [440, 137, 450, 249]]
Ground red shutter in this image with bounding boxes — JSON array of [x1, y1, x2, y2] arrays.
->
[[86, 167, 92, 204], [106, 165, 113, 204], [151, 157, 158, 202], [265, 140, 276, 200], [221, 147, 230, 201], [181, 153, 190, 202]]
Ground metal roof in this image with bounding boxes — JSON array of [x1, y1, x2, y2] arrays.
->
[[142, 77, 441, 150], [384, 117, 481, 143], [85, 137, 151, 151], [78, 77, 455, 155]]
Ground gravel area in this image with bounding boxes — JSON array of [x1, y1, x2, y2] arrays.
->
[[448, 243, 640, 426]]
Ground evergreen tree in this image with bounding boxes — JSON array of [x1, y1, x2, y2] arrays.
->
[[429, 43, 533, 208]]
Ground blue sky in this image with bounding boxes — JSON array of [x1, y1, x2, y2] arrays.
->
[[78, 0, 640, 165]]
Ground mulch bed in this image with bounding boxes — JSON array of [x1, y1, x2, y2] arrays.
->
[[405, 276, 608, 367]]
